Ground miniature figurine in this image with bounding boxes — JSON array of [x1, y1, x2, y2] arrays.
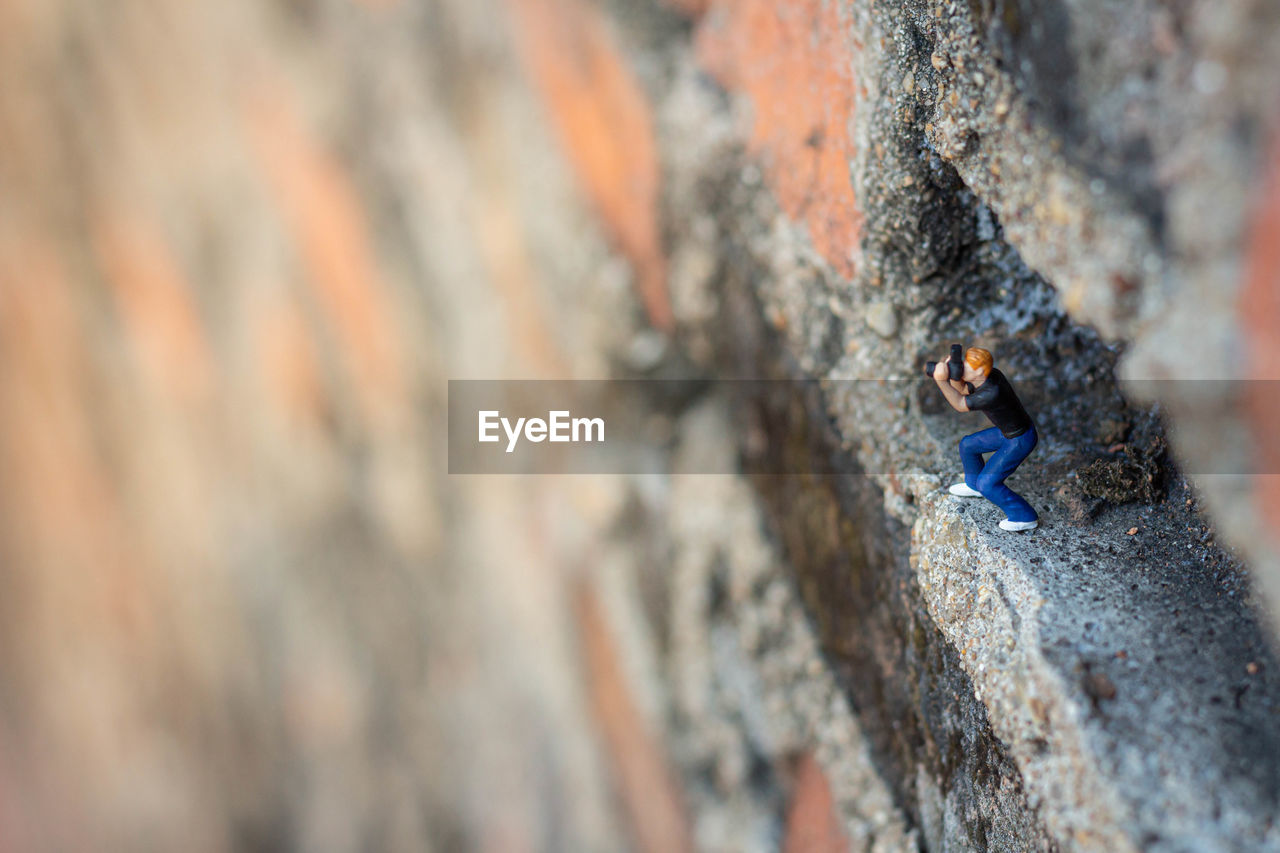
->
[[925, 345, 1039, 531]]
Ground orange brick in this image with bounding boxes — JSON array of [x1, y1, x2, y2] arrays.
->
[[255, 287, 329, 428], [0, 232, 157, 645], [1240, 129, 1280, 544], [247, 88, 409, 428], [574, 580, 693, 853], [697, 0, 864, 279], [506, 0, 673, 331], [784, 753, 851, 853], [91, 209, 216, 408]]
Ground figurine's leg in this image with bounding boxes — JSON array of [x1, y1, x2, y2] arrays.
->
[[974, 427, 1039, 522], [959, 427, 1004, 490]]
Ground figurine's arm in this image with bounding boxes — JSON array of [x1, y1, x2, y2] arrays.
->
[[932, 362, 969, 413]]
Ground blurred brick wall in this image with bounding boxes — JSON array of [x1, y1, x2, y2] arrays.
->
[[3, 0, 1279, 851], [0, 0, 628, 849]]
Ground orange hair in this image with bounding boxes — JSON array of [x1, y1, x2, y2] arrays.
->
[[965, 347, 993, 376]]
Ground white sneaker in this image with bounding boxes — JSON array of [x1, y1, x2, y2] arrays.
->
[[948, 483, 982, 497], [999, 519, 1039, 532]]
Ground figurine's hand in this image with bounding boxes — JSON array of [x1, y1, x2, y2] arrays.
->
[[933, 360, 948, 381]]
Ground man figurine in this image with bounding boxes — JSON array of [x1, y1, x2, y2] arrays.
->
[[931, 346, 1039, 531]]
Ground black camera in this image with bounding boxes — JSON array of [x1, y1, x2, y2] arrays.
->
[[925, 344, 965, 381]]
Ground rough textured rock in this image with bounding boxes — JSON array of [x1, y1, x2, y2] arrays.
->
[[646, 0, 1280, 849], [3, 0, 1280, 851]]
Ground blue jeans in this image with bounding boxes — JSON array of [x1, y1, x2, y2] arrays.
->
[[959, 425, 1038, 522]]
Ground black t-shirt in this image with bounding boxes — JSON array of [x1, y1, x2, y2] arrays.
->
[[964, 369, 1032, 438]]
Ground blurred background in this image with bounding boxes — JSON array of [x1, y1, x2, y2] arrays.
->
[[3, 0, 1280, 851], [0, 1, 744, 850]]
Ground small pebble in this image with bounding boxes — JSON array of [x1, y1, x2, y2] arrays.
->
[[864, 302, 899, 338]]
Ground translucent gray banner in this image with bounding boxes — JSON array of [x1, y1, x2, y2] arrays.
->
[[447, 379, 1280, 475]]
